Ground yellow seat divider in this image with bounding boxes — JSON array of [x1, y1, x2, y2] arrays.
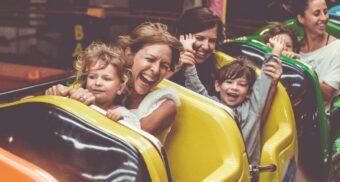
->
[[259, 82, 298, 181], [158, 80, 251, 182], [214, 51, 298, 182]]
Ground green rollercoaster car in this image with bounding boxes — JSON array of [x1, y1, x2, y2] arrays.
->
[[219, 18, 340, 181]]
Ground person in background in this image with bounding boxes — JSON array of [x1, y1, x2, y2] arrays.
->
[[168, 6, 225, 96], [262, 22, 300, 59], [292, 0, 340, 111]]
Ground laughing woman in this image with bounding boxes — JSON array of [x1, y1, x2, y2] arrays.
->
[[292, 0, 340, 111], [115, 22, 182, 142], [46, 22, 183, 143], [168, 7, 225, 96]]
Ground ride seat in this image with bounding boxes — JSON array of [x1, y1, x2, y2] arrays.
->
[[0, 97, 155, 182], [214, 51, 298, 182], [158, 80, 251, 182]]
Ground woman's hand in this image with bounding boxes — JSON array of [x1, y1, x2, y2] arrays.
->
[[179, 33, 195, 51], [179, 34, 197, 68], [68, 88, 96, 105], [180, 50, 196, 66], [263, 56, 282, 84], [45, 84, 70, 96]]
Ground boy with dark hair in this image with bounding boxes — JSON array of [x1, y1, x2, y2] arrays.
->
[[182, 36, 284, 172]]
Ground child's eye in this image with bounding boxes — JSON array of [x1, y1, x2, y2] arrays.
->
[[239, 83, 248, 87], [103, 76, 113, 81], [88, 75, 96, 79], [224, 80, 233, 84]]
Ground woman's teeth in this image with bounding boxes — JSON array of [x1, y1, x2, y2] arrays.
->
[[141, 74, 156, 84], [196, 51, 205, 56]]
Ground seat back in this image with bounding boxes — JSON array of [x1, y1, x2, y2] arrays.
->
[[219, 40, 330, 180], [158, 80, 251, 182], [0, 96, 168, 182], [215, 51, 298, 182], [255, 18, 340, 40]]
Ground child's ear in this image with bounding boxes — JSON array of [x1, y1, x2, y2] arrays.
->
[[247, 88, 253, 98], [117, 85, 125, 95], [124, 47, 133, 63], [215, 80, 221, 92]]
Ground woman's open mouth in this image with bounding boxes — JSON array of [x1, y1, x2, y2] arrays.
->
[[139, 73, 158, 86]]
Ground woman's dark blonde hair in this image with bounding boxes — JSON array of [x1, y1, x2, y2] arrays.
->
[[74, 42, 132, 100], [116, 22, 183, 71]]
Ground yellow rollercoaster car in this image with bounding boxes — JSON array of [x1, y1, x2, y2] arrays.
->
[[0, 52, 297, 182]]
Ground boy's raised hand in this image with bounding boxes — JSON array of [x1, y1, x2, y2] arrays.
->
[[267, 35, 285, 56], [263, 56, 282, 83]]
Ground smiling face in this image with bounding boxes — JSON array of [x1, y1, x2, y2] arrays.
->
[[192, 26, 217, 64], [297, 0, 329, 36], [215, 76, 250, 107], [86, 61, 123, 108], [131, 43, 172, 95]]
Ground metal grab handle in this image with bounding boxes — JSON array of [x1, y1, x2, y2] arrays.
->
[[258, 164, 277, 172], [249, 164, 277, 178]]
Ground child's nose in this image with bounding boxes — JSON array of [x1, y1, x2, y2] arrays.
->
[[95, 78, 102, 85], [231, 82, 238, 89]]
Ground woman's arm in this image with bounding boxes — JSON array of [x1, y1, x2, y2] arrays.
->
[[140, 99, 177, 136], [320, 82, 336, 103]]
